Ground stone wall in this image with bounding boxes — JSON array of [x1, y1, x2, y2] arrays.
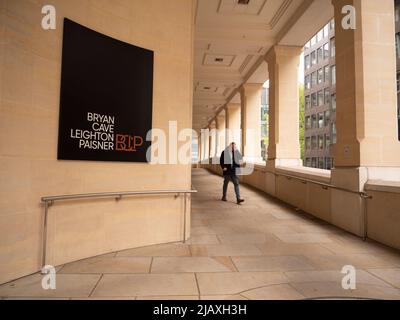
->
[[0, 0, 194, 284]]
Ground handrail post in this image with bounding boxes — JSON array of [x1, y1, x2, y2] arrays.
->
[[41, 200, 49, 273], [183, 193, 187, 243]]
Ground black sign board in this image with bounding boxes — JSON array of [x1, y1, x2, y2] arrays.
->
[[57, 18, 153, 162]]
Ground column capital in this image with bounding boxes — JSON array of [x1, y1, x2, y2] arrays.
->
[[240, 83, 264, 93], [226, 103, 241, 110], [265, 45, 303, 64], [216, 109, 226, 118], [208, 119, 216, 129]]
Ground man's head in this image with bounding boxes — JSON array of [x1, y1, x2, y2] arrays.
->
[[230, 142, 237, 150]]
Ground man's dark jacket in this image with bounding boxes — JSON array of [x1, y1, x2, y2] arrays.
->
[[220, 148, 242, 176]]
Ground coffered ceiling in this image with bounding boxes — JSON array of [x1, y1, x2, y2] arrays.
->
[[192, 0, 333, 131]]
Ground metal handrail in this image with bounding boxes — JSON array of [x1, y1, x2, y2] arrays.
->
[[40, 189, 197, 271], [273, 171, 371, 198], [41, 190, 197, 202]]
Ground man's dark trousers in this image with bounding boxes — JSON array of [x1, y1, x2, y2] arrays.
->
[[220, 148, 242, 201], [222, 174, 241, 200]]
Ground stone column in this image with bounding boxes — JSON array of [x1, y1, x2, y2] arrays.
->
[[209, 120, 217, 160], [197, 133, 202, 163], [204, 127, 210, 163], [208, 125, 212, 160], [331, 0, 400, 236], [200, 127, 209, 164], [216, 111, 226, 155], [240, 83, 263, 162], [226, 103, 241, 149], [265, 45, 303, 168], [332, 0, 400, 167]]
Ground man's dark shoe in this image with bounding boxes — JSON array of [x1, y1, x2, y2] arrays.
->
[[221, 197, 227, 202], [237, 199, 245, 205]]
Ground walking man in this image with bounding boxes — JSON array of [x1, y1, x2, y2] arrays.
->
[[220, 142, 245, 205]]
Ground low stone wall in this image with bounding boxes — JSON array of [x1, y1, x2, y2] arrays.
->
[[365, 181, 400, 250]]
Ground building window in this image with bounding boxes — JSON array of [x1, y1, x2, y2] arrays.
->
[[396, 33, 400, 59], [311, 35, 317, 47], [324, 110, 330, 126], [318, 91, 324, 106], [318, 68, 323, 84], [317, 30, 324, 42], [318, 135, 324, 149], [323, 43, 330, 60], [311, 136, 317, 149], [332, 123, 337, 144], [305, 55, 310, 70], [318, 157, 325, 169], [323, 24, 329, 38], [305, 116, 311, 129], [326, 157, 332, 170], [312, 114, 317, 128], [305, 75, 311, 90], [397, 72, 400, 93], [331, 93, 336, 112], [306, 158, 311, 167], [311, 72, 317, 87], [330, 38, 336, 58], [311, 93, 317, 107], [324, 89, 330, 105], [311, 51, 317, 66], [330, 19, 335, 31], [325, 134, 331, 149], [317, 47, 323, 63], [305, 95, 311, 109], [318, 113, 324, 128], [331, 65, 336, 85], [324, 65, 330, 83], [312, 157, 317, 168], [306, 137, 311, 150]]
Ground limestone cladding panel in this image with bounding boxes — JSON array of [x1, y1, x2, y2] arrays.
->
[[0, 0, 194, 284]]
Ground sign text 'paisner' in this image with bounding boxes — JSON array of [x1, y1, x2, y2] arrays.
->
[[69, 112, 143, 152]]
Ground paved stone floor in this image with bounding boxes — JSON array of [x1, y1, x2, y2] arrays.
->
[[1, 169, 400, 300]]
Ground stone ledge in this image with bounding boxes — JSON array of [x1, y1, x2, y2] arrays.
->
[[275, 166, 331, 184], [253, 163, 267, 172], [365, 180, 400, 194]]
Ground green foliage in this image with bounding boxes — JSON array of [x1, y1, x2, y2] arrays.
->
[[262, 111, 269, 147]]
